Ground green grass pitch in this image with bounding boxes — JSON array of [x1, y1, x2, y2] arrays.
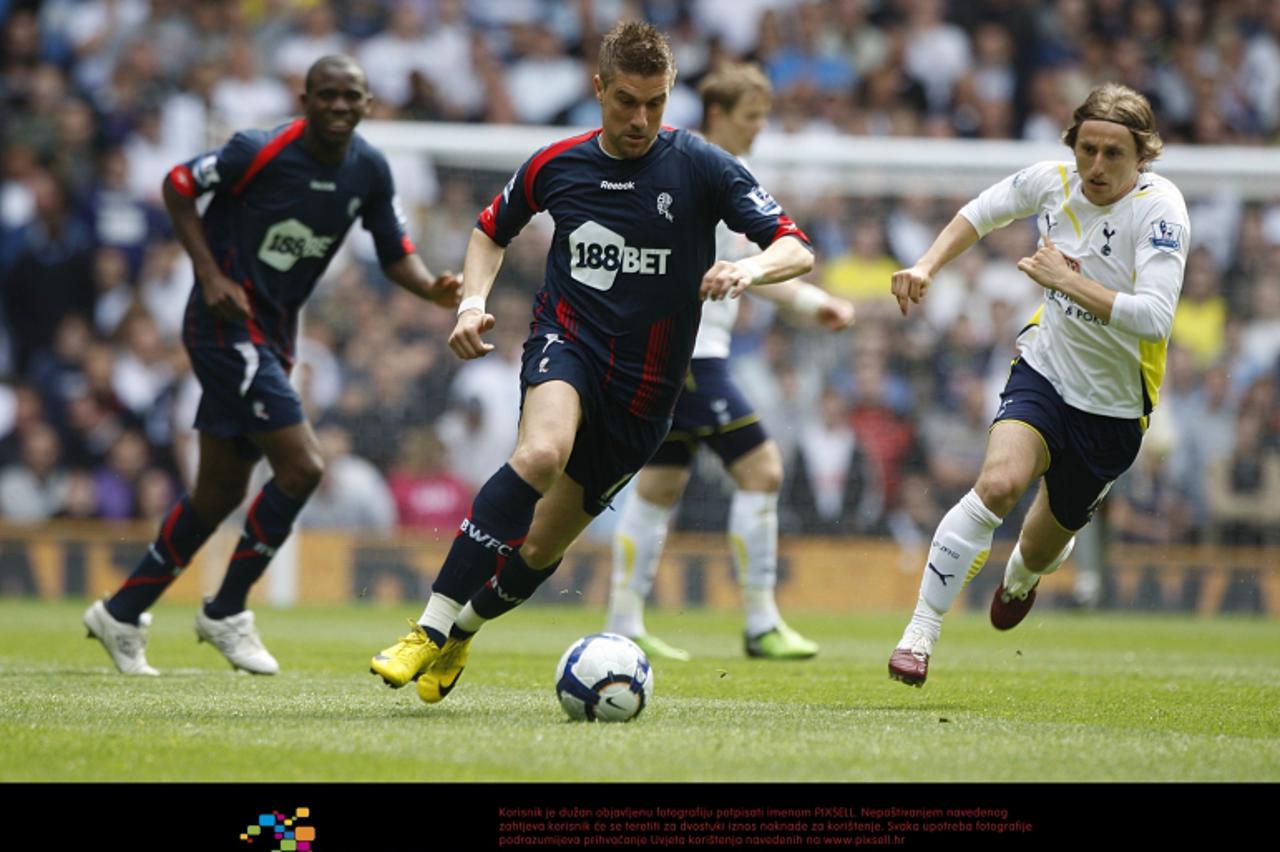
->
[[2, 599, 1277, 782]]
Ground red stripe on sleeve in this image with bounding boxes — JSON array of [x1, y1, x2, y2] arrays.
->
[[400, 234, 416, 255], [770, 214, 809, 246], [522, 129, 600, 211], [232, 118, 306, 196], [478, 194, 500, 238], [167, 165, 197, 198]]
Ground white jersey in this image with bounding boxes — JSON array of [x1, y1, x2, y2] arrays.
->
[[959, 161, 1189, 419], [691, 222, 754, 359]]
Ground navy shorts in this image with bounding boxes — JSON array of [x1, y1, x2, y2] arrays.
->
[[189, 343, 305, 460], [994, 359, 1143, 531], [519, 331, 671, 517], [649, 357, 767, 468]]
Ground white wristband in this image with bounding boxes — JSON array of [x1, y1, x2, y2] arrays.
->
[[457, 295, 486, 316], [736, 258, 765, 286], [791, 284, 827, 318]]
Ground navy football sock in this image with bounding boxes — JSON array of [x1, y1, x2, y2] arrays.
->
[[108, 496, 213, 624], [431, 464, 542, 603], [469, 552, 563, 620], [205, 480, 305, 619]]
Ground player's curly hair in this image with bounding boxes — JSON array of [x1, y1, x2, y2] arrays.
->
[[698, 63, 772, 132], [1062, 83, 1164, 166], [598, 21, 676, 88]]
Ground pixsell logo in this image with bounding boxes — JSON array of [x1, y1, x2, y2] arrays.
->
[[239, 807, 316, 850]]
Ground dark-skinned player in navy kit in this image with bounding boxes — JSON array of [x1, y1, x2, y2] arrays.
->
[[84, 56, 461, 675], [369, 22, 815, 705]]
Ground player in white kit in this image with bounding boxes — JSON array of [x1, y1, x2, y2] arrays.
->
[[887, 83, 1190, 686], [604, 64, 855, 661]]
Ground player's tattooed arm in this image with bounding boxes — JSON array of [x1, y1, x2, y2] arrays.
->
[[385, 253, 463, 308], [162, 172, 249, 322]]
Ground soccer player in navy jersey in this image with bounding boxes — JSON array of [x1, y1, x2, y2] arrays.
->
[[84, 56, 460, 675], [370, 22, 815, 704], [604, 63, 855, 663]]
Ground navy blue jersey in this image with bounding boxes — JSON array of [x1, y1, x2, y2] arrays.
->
[[478, 127, 809, 420], [168, 119, 413, 363]]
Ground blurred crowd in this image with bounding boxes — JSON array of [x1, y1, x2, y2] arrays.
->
[[2, 0, 1279, 552]]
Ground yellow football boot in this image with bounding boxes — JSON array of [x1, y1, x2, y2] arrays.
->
[[370, 620, 439, 688], [416, 634, 474, 703]]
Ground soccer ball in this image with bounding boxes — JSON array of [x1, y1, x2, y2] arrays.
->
[[554, 633, 653, 722]]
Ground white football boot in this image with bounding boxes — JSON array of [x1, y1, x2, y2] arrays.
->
[[195, 604, 279, 674], [83, 600, 160, 676]]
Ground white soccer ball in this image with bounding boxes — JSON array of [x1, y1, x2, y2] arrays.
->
[[555, 633, 654, 722]]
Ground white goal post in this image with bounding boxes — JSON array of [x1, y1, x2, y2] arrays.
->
[[362, 120, 1280, 200]]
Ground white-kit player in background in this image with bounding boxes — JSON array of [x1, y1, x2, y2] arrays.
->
[[604, 63, 855, 661], [887, 83, 1189, 686]]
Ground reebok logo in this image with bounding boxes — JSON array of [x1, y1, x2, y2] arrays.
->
[[600, 180, 635, 190], [310, 180, 336, 191], [253, 541, 277, 558], [460, 518, 515, 555]]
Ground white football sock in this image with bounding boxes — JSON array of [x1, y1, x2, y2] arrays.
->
[[1002, 537, 1076, 598], [914, 489, 1003, 621], [452, 600, 487, 635], [730, 490, 782, 636], [899, 599, 944, 648], [419, 594, 461, 639], [606, 493, 674, 637]]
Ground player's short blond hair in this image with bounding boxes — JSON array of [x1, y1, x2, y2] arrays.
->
[[1063, 83, 1164, 165], [698, 63, 773, 132], [598, 21, 676, 88]]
